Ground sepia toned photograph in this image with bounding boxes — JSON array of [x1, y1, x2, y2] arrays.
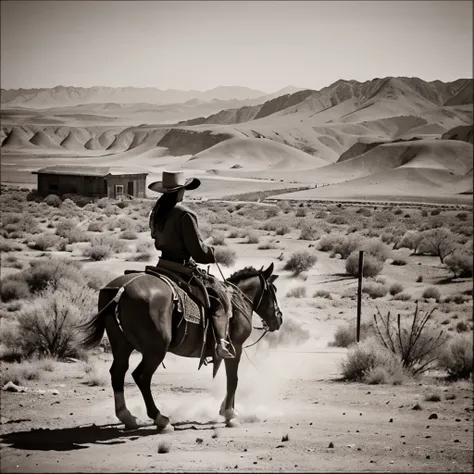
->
[[0, 1, 472, 472]]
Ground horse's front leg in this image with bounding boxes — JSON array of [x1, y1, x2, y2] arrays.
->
[[220, 345, 242, 426]]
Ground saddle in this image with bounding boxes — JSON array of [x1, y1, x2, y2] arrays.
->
[[125, 259, 211, 310]]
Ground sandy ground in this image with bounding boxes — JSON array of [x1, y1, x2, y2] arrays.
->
[[1, 239, 473, 472], [1, 347, 472, 473]]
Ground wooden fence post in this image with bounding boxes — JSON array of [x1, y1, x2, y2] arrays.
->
[[356, 250, 364, 343]]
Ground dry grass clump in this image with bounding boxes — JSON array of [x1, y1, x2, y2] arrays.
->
[[119, 230, 138, 240], [392, 292, 411, 301], [346, 252, 384, 278], [28, 233, 62, 251], [298, 220, 320, 241], [286, 286, 307, 298], [444, 253, 473, 278], [157, 441, 171, 454], [257, 241, 280, 250], [389, 283, 404, 296], [313, 289, 332, 299], [210, 231, 226, 245], [283, 250, 317, 276], [340, 337, 405, 384], [438, 333, 473, 379], [244, 230, 260, 244], [213, 246, 236, 267], [422, 286, 441, 302], [329, 322, 374, 348]]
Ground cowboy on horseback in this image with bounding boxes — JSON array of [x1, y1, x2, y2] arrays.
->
[[148, 171, 234, 360]]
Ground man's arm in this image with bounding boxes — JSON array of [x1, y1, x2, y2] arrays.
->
[[181, 213, 215, 264]]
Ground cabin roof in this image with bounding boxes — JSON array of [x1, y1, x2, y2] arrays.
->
[[32, 165, 148, 177]]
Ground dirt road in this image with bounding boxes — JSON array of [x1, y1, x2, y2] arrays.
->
[[1, 347, 472, 473]]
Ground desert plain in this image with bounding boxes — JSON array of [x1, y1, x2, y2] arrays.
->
[[0, 77, 473, 472]]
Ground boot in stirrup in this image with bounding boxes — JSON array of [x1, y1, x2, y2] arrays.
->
[[216, 339, 234, 359]]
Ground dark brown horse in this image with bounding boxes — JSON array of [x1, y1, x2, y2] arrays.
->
[[79, 262, 283, 432]]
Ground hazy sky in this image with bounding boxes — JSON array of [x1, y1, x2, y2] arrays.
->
[[1, 0, 472, 92]]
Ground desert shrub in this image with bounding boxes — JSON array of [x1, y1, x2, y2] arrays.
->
[[298, 221, 319, 241], [422, 286, 441, 302], [430, 209, 441, 216], [87, 221, 104, 232], [119, 230, 138, 240], [210, 231, 226, 246], [245, 231, 260, 244], [83, 245, 111, 261], [391, 257, 407, 266], [44, 194, 62, 208], [370, 210, 395, 229], [444, 253, 473, 278], [326, 214, 348, 225], [15, 258, 85, 294], [313, 289, 332, 299], [372, 304, 448, 374], [329, 322, 373, 348], [29, 233, 61, 251], [345, 251, 384, 278], [55, 219, 77, 237], [340, 337, 404, 382], [257, 241, 280, 250], [0, 279, 30, 302], [416, 275, 423, 283], [286, 286, 306, 298], [213, 246, 236, 267], [438, 333, 473, 379], [82, 268, 116, 291], [90, 235, 128, 254], [362, 282, 388, 299], [397, 231, 423, 254], [14, 283, 95, 358], [363, 238, 391, 262], [420, 228, 457, 263], [332, 234, 363, 259], [295, 208, 306, 217], [283, 250, 317, 275], [356, 207, 372, 217], [276, 225, 291, 236], [389, 283, 404, 296], [444, 293, 470, 305], [317, 234, 344, 252], [0, 238, 14, 253], [455, 212, 468, 221], [392, 292, 411, 301], [455, 320, 469, 332]]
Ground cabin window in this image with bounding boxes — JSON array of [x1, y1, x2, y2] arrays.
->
[[115, 185, 124, 197]]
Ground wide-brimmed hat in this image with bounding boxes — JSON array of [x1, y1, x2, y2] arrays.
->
[[148, 171, 201, 193]]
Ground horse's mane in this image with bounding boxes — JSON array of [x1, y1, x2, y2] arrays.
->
[[227, 266, 261, 284]]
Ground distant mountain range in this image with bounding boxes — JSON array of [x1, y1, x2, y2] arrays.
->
[[0, 85, 284, 108]]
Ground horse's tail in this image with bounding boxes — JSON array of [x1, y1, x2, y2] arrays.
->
[[77, 289, 117, 350]]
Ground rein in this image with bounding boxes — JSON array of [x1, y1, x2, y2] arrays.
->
[[214, 260, 270, 349]]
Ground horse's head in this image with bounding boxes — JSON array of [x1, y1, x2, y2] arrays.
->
[[254, 262, 283, 332]]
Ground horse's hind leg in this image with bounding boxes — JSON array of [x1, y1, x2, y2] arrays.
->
[[106, 313, 137, 429], [132, 348, 173, 432], [220, 345, 242, 426]]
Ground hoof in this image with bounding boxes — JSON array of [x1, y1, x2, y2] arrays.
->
[[157, 423, 175, 434], [155, 414, 173, 433], [219, 407, 239, 421], [226, 419, 240, 428], [117, 410, 138, 430]]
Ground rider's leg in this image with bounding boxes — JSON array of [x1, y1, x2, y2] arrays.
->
[[209, 294, 234, 359]]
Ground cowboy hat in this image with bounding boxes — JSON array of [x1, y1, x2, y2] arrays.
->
[[148, 171, 201, 193]]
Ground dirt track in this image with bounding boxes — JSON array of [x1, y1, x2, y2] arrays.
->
[[1, 348, 472, 473]]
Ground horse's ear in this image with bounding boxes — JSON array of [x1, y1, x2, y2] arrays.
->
[[269, 274, 279, 283], [262, 262, 274, 279]]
